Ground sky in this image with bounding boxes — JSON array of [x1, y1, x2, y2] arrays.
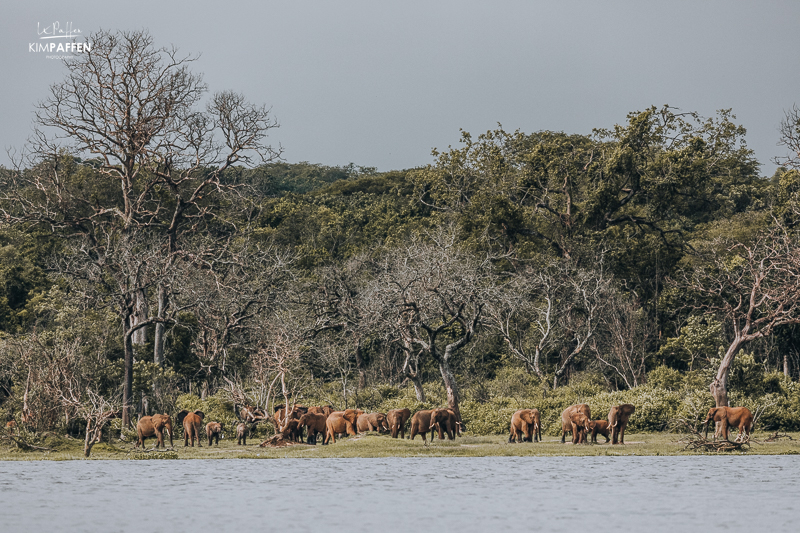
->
[[2, 1, 799, 175]]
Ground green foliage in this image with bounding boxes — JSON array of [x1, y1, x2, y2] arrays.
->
[[647, 366, 684, 391], [175, 393, 238, 437], [656, 316, 723, 371]]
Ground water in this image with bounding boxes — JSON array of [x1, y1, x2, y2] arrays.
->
[[1, 456, 797, 532]]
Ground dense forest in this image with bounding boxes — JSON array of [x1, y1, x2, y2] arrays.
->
[[3, 30, 800, 449]]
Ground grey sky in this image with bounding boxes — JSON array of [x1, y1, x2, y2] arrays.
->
[[2, 1, 799, 175]]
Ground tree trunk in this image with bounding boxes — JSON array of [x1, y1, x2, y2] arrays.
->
[[83, 419, 95, 458], [409, 375, 425, 402], [122, 319, 134, 428], [711, 337, 744, 407], [153, 285, 166, 366], [355, 341, 367, 389], [132, 289, 149, 345], [784, 353, 790, 378], [438, 359, 462, 424]]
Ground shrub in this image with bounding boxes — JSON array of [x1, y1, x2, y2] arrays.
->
[[647, 366, 684, 391], [175, 392, 238, 438]]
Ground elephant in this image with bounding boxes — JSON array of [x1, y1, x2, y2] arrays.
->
[[206, 422, 223, 446], [281, 419, 304, 442], [429, 408, 457, 440], [590, 420, 610, 444], [236, 405, 267, 423], [325, 409, 360, 444], [447, 408, 464, 437], [136, 413, 174, 449], [387, 408, 411, 439], [561, 404, 592, 444], [357, 412, 389, 433], [509, 409, 541, 443], [704, 406, 753, 442], [608, 404, 635, 445], [307, 405, 334, 417], [273, 404, 307, 432], [297, 412, 328, 444], [236, 423, 249, 445], [177, 410, 205, 447], [409, 410, 436, 444]]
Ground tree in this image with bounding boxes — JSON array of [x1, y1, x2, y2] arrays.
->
[[372, 230, 494, 422], [678, 226, 800, 406], [1, 29, 280, 426], [775, 104, 800, 171], [181, 237, 294, 398], [488, 256, 613, 386]]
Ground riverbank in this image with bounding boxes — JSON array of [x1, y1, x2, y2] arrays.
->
[[1, 432, 798, 460]]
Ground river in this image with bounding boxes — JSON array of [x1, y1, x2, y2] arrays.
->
[[1, 456, 797, 532]]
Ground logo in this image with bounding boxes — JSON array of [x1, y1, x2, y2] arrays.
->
[[29, 22, 92, 59]]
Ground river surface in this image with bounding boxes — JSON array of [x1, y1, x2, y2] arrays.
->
[[1, 456, 797, 532]]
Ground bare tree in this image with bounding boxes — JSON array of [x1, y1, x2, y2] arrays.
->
[[372, 231, 495, 422], [678, 226, 800, 406], [181, 238, 294, 398], [249, 312, 312, 434], [51, 230, 194, 426], [488, 263, 558, 378], [308, 256, 374, 389], [775, 104, 800, 171], [488, 257, 612, 387], [0, 29, 280, 426], [591, 293, 653, 389]]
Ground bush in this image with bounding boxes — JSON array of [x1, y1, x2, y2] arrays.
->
[[647, 366, 684, 391], [175, 392, 238, 438], [460, 398, 519, 436]]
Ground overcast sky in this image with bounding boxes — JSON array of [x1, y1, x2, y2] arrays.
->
[[2, 1, 799, 175]]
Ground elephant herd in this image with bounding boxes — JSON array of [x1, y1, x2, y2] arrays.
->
[[269, 405, 462, 445], [133, 401, 754, 449], [506, 404, 634, 445], [542, 403, 636, 445], [134, 404, 463, 448]]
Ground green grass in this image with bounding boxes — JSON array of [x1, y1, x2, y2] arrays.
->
[[2, 431, 799, 460]]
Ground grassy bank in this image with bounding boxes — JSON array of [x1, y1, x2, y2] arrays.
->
[[2, 432, 799, 460]]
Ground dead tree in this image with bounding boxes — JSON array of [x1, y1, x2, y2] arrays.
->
[[488, 257, 613, 387], [1, 29, 280, 426], [372, 230, 495, 423]]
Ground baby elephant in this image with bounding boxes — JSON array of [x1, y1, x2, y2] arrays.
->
[[206, 422, 224, 446], [590, 420, 610, 443], [236, 423, 249, 445]]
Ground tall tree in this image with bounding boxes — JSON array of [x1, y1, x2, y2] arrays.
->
[[372, 230, 494, 422], [1, 29, 280, 426], [678, 226, 800, 406]]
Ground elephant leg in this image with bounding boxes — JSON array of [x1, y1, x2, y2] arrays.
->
[[619, 425, 626, 444]]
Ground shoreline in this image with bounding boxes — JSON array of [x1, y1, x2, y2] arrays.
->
[[2, 432, 798, 460]]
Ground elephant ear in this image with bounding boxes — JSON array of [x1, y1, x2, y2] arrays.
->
[[177, 410, 189, 425], [194, 410, 205, 420]]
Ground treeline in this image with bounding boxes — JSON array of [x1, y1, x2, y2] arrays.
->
[[2, 30, 800, 444]]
